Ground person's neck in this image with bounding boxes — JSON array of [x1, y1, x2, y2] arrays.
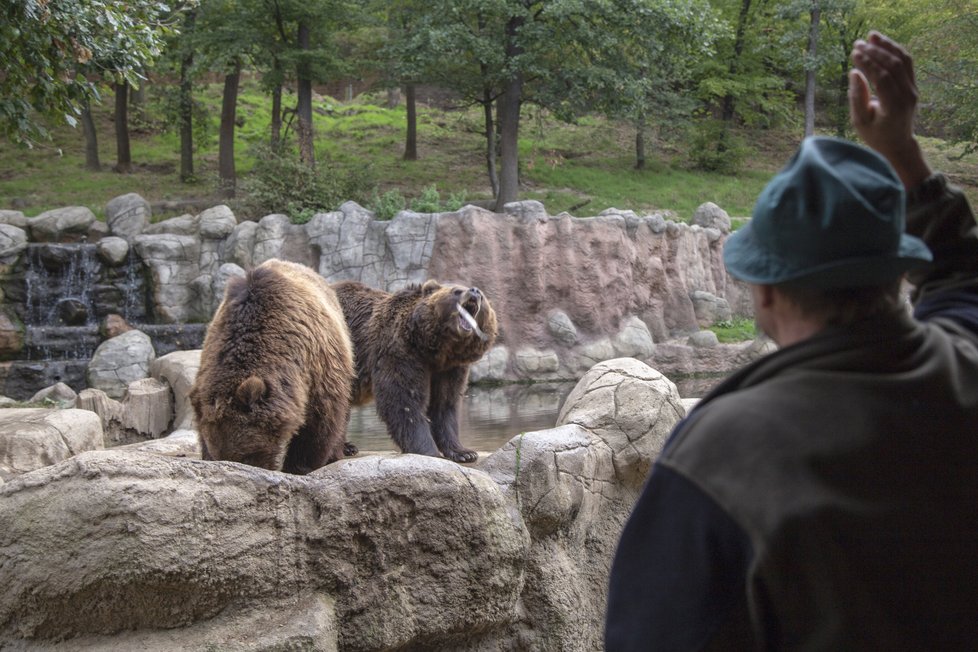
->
[[771, 318, 826, 348]]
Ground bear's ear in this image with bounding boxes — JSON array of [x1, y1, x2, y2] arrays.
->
[[421, 279, 441, 295], [235, 375, 267, 408]]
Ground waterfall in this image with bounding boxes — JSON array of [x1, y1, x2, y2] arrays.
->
[[23, 243, 103, 361]]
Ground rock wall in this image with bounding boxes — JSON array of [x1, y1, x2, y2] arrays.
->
[[0, 196, 756, 398]]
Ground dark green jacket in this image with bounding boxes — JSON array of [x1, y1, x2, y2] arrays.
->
[[606, 174, 978, 651]]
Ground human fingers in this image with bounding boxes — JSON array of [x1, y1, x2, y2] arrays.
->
[[851, 38, 917, 111], [847, 69, 874, 129], [867, 31, 915, 87]]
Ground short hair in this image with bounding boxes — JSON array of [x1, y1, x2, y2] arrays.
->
[[775, 279, 904, 326]]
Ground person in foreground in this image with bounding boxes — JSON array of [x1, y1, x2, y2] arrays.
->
[[605, 32, 978, 650]]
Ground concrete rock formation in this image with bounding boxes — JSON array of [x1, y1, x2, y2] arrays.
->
[[0, 357, 684, 651]]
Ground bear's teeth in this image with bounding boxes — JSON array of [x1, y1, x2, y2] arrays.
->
[[456, 303, 488, 341]]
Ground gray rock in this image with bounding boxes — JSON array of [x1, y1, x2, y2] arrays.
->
[[0, 224, 28, 260], [688, 330, 720, 348], [150, 350, 200, 430], [0, 408, 103, 477], [96, 236, 130, 266], [568, 338, 616, 374], [692, 201, 731, 234], [557, 357, 682, 489], [0, 210, 28, 229], [87, 330, 156, 399], [226, 220, 258, 269], [116, 428, 199, 458], [199, 205, 237, 239], [690, 290, 732, 327], [142, 213, 198, 236], [613, 316, 655, 358], [105, 193, 151, 239], [28, 206, 96, 242], [133, 233, 202, 323], [548, 309, 579, 346], [253, 214, 293, 265], [469, 345, 509, 383], [28, 382, 77, 406], [214, 263, 246, 303], [513, 347, 560, 377]]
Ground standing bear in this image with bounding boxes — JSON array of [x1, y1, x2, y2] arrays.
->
[[190, 259, 355, 474], [333, 279, 498, 463]]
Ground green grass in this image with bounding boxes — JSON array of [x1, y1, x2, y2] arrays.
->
[[1, 80, 976, 221], [708, 317, 758, 343]]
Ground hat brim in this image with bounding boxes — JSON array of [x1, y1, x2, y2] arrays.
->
[[723, 222, 932, 288]]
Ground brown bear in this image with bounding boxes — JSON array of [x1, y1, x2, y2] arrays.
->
[[332, 279, 498, 463], [190, 259, 355, 475]]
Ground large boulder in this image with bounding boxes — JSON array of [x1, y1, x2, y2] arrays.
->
[[27, 206, 96, 243], [106, 193, 151, 239], [0, 408, 103, 479], [87, 330, 156, 399], [0, 451, 529, 650]]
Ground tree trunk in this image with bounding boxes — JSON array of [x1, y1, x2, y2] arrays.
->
[[178, 15, 195, 183], [114, 83, 132, 173], [80, 101, 100, 171], [218, 62, 241, 198], [483, 90, 499, 198], [721, 0, 753, 123], [403, 83, 417, 161], [387, 87, 400, 109], [296, 21, 315, 168], [271, 83, 283, 151], [635, 120, 646, 170], [130, 79, 146, 124], [805, 1, 821, 138], [494, 15, 525, 212]]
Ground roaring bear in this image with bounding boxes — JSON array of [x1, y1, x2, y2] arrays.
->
[[332, 279, 498, 463], [190, 259, 355, 474]]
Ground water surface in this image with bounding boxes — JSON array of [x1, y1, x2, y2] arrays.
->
[[347, 374, 725, 453]]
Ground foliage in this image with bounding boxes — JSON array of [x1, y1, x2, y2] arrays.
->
[[368, 184, 469, 219], [708, 317, 757, 343], [687, 118, 749, 174], [242, 146, 375, 222], [369, 189, 406, 220], [0, 0, 185, 145]]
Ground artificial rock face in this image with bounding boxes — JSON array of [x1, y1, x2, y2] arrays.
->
[[190, 259, 354, 474], [333, 279, 497, 463]]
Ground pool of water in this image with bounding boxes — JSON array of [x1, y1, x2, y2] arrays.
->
[[346, 374, 726, 453]]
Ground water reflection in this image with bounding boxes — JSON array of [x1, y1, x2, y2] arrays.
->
[[347, 373, 726, 453]]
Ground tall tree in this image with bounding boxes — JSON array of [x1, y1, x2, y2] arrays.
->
[[113, 83, 132, 173], [805, 1, 821, 137], [0, 0, 178, 146]]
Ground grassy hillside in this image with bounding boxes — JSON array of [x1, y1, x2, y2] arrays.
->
[[1, 81, 976, 222]]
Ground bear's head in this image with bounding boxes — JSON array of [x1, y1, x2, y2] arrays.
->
[[409, 280, 498, 368], [190, 373, 306, 470]]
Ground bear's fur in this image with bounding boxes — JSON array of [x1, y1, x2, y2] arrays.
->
[[190, 259, 355, 474], [332, 279, 498, 463]]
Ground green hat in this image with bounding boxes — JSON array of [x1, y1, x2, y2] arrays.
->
[[723, 136, 932, 288]]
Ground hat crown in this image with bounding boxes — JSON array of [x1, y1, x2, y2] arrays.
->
[[723, 136, 931, 288]]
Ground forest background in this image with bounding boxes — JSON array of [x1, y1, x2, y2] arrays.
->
[[1, 0, 976, 224]]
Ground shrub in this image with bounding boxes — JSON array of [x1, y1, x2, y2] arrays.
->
[[242, 146, 375, 222], [370, 189, 406, 220], [688, 118, 750, 175], [411, 185, 442, 213]]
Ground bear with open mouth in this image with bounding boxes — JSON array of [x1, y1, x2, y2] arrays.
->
[[333, 279, 498, 463]]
